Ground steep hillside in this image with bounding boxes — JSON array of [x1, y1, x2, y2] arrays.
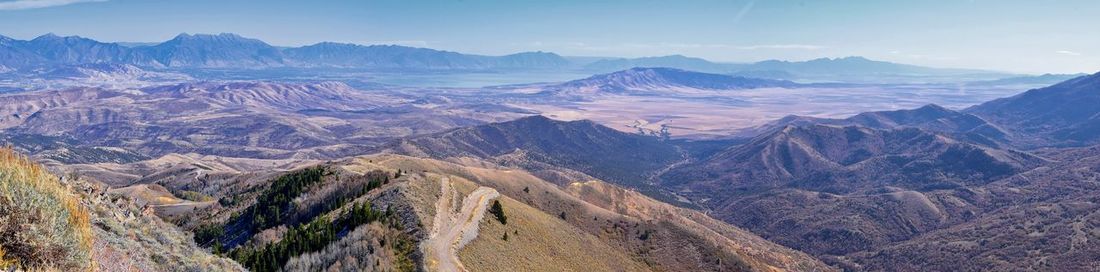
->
[[744, 104, 1010, 146], [968, 73, 1088, 86], [0, 148, 241, 271], [666, 124, 1041, 193], [659, 123, 1044, 262], [967, 72, 1100, 148], [389, 115, 687, 201], [355, 154, 833, 271], [849, 145, 1100, 271]]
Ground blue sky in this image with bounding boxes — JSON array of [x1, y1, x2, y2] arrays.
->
[[0, 0, 1097, 74]]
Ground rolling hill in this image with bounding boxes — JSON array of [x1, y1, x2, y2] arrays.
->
[[0, 81, 519, 160]]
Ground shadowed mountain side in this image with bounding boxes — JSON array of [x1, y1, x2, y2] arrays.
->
[[384, 115, 697, 202], [664, 124, 1042, 194], [848, 144, 1100, 271], [656, 123, 1045, 262], [740, 104, 1010, 147], [966, 71, 1100, 148]]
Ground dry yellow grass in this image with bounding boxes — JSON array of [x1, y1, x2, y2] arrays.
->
[[0, 147, 94, 271], [458, 192, 652, 272], [359, 154, 833, 271]]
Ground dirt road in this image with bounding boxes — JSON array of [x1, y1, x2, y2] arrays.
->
[[425, 177, 500, 272]]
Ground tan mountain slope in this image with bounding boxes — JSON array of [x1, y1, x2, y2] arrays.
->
[[356, 154, 832, 271]]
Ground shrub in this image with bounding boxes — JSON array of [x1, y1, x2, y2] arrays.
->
[[0, 147, 94, 271]]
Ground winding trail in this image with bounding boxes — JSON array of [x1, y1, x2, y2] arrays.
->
[[425, 177, 500, 272]]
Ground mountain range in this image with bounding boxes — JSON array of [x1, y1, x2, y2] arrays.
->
[[0, 33, 573, 71], [581, 55, 1007, 82], [0, 33, 1011, 82], [560, 67, 797, 91]]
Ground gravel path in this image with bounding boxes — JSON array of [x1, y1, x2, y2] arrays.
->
[[425, 177, 500, 272]]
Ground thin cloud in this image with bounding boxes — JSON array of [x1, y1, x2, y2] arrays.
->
[[0, 0, 106, 10], [732, 44, 824, 50], [731, 0, 757, 26], [623, 42, 823, 50], [1056, 50, 1082, 56]]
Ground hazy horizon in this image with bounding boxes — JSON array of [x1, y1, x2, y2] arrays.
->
[[1, 0, 1098, 74]]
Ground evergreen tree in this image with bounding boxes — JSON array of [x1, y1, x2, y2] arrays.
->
[[489, 200, 507, 225]]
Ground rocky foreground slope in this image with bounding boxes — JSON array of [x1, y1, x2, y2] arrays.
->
[[0, 147, 241, 271]]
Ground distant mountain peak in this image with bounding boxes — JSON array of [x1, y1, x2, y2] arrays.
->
[[913, 103, 950, 113], [836, 56, 871, 61], [803, 56, 878, 64], [30, 33, 95, 44], [309, 41, 358, 47], [504, 51, 562, 57], [582, 55, 730, 73], [512, 114, 554, 123], [34, 33, 61, 40], [555, 67, 794, 94], [165, 32, 265, 44]]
